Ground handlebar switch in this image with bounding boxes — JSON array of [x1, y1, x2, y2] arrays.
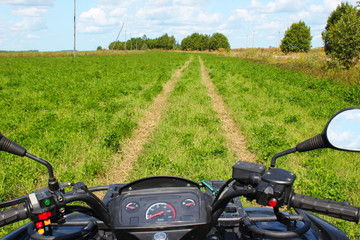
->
[[27, 189, 65, 235], [255, 168, 296, 207]]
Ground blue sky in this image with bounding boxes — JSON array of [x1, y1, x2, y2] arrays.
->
[[0, 0, 358, 51]]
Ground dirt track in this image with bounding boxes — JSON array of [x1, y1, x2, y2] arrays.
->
[[103, 56, 254, 185], [199, 57, 256, 163]]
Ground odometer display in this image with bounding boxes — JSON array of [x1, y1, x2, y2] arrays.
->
[[145, 202, 176, 222]]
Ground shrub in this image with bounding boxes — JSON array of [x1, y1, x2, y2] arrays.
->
[[322, 2, 355, 55], [325, 5, 360, 69], [280, 21, 312, 53]]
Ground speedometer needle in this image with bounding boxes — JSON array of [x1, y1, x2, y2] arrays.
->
[[148, 211, 165, 219]]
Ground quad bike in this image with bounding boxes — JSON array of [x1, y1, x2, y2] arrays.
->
[[0, 107, 359, 239]]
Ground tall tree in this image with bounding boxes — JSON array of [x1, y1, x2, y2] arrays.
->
[[208, 33, 230, 51], [280, 21, 312, 53], [326, 6, 360, 68], [322, 2, 355, 55]]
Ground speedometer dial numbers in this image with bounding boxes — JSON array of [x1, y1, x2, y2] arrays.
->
[[145, 202, 176, 222]]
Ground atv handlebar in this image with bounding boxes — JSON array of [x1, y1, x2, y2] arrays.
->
[[63, 183, 112, 228], [290, 192, 360, 223], [0, 205, 28, 227]]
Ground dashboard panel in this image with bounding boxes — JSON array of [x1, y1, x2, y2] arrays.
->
[[120, 191, 200, 226]]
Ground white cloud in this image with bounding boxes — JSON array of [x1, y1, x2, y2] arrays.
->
[[289, 10, 311, 22], [0, 0, 52, 6], [26, 34, 40, 39], [344, 111, 360, 121], [80, 8, 115, 26], [78, 7, 123, 33], [1, 1, 52, 44], [231, 8, 255, 22], [78, 0, 224, 37], [257, 22, 283, 31], [12, 7, 47, 17], [11, 17, 46, 31], [266, 0, 308, 13], [249, 0, 308, 13], [249, 0, 263, 9], [109, 8, 126, 17]]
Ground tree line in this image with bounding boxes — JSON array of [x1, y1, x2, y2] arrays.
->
[[107, 32, 230, 51], [108, 34, 176, 50], [280, 1, 360, 69]]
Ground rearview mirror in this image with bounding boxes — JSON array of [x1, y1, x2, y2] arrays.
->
[[296, 107, 360, 153], [271, 107, 360, 167], [326, 108, 360, 151]]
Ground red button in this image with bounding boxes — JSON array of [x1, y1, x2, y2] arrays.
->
[[38, 211, 52, 220], [35, 221, 44, 229], [268, 199, 277, 207]]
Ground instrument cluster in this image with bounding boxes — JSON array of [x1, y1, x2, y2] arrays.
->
[[120, 191, 200, 226]]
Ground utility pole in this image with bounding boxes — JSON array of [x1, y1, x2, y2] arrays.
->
[[112, 23, 125, 50], [130, 33, 132, 50], [246, 35, 248, 48], [74, 0, 76, 57], [125, 30, 127, 50], [252, 31, 255, 48]]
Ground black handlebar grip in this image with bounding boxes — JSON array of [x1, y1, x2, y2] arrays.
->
[[0, 133, 27, 157], [0, 205, 28, 227], [289, 193, 360, 223]]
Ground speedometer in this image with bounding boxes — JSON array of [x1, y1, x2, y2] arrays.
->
[[145, 202, 176, 222]]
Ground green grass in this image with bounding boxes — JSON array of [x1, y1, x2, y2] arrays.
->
[[201, 53, 360, 237]]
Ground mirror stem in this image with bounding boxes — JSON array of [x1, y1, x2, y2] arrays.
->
[[25, 152, 55, 179], [25, 153, 60, 192], [270, 148, 296, 168]]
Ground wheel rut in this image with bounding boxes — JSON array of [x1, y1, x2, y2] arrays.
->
[[199, 57, 256, 163], [103, 57, 193, 185]]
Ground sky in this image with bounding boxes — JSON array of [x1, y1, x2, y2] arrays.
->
[[327, 109, 360, 151], [0, 0, 358, 51]]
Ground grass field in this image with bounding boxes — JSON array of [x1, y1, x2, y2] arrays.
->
[[0, 51, 359, 238], [0, 51, 189, 200], [201, 53, 360, 236]]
